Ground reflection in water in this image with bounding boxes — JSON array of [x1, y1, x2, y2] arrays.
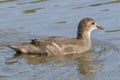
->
[[5, 51, 98, 80], [8, 51, 97, 75], [76, 52, 96, 75], [11, 53, 77, 64]]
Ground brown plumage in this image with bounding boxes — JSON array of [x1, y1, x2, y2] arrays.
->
[[8, 18, 104, 56]]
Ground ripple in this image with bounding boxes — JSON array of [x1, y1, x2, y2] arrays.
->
[[23, 8, 43, 14], [0, 75, 10, 78], [89, 0, 120, 7], [0, 0, 16, 3], [105, 29, 120, 33], [17, 0, 49, 5], [91, 39, 120, 59], [101, 9, 110, 12], [73, 0, 120, 10], [54, 21, 67, 24]]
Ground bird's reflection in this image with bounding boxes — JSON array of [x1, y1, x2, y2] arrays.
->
[[75, 52, 97, 75], [6, 51, 98, 80]]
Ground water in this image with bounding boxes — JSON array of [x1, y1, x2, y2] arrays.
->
[[0, 0, 120, 80]]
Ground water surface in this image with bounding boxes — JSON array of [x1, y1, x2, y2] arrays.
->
[[0, 0, 120, 80]]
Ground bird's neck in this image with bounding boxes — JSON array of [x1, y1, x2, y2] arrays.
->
[[77, 31, 91, 46]]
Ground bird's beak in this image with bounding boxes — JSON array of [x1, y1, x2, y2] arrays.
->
[[96, 23, 104, 30]]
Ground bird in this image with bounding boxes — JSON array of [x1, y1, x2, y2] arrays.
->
[[8, 18, 104, 56]]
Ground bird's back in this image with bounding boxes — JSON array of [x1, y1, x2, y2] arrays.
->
[[9, 36, 90, 55], [8, 36, 91, 55]]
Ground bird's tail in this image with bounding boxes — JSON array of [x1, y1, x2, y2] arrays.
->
[[8, 45, 21, 52]]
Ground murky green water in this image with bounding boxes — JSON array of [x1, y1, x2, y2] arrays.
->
[[0, 0, 120, 80]]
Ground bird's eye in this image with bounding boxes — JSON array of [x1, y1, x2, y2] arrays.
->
[[92, 22, 95, 25]]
